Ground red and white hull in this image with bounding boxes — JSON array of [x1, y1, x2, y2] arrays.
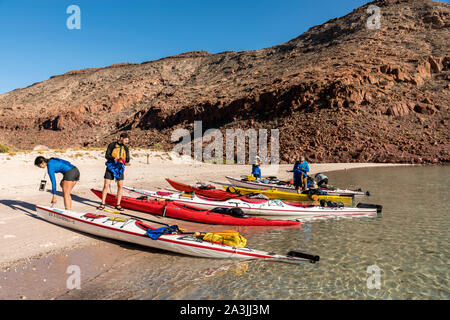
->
[[225, 176, 366, 197], [34, 205, 315, 263], [124, 186, 378, 218]]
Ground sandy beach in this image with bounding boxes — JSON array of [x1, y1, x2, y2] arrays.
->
[[0, 148, 409, 299]]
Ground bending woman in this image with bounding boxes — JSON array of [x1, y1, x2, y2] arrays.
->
[[34, 156, 80, 210]]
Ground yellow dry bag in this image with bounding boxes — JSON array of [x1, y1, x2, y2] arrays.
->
[[201, 230, 247, 248]]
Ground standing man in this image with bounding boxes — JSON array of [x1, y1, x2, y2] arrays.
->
[[251, 155, 261, 179], [293, 156, 310, 193], [97, 133, 131, 211]]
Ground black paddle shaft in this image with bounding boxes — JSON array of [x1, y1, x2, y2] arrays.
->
[[119, 212, 171, 227]]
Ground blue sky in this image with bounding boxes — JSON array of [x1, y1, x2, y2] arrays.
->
[[0, 0, 446, 94]]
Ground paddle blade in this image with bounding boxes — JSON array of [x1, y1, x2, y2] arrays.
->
[[287, 251, 320, 263], [356, 203, 382, 213]]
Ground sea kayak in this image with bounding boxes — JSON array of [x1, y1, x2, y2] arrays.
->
[[166, 178, 352, 203], [34, 205, 317, 263], [91, 189, 300, 226], [222, 186, 353, 204], [124, 186, 380, 218], [166, 178, 233, 199], [226, 176, 367, 197]]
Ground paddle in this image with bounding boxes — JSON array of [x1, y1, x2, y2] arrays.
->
[[356, 203, 382, 213], [164, 184, 263, 202], [215, 186, 261, 201], [286, 251, 320, 263], [209, 180, 234, 187], [205, 181, 272, 199], [252, 250, 320, 265], [214, 186, 271, 202], [106, 209, 223, 236], [101, 207, 173, 227]]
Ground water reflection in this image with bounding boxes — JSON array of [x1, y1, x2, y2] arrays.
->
[[60, 166, 449, 300]]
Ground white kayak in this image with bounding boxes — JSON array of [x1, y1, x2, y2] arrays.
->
[[124, 186, 379, 218], [34, 205, 318, 263], [225, 176, 367, 197]]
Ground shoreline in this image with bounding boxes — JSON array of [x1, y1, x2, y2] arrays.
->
[[0, 149, 411, 299]]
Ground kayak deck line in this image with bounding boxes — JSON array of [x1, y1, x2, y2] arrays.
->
[[34, 205, 247, 256], [36, 205, 154, 236]]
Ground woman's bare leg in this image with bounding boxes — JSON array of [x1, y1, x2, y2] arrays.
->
[[62, 180, 77, 210]]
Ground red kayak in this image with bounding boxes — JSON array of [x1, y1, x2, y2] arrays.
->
[[91, 189, 300, 227], [166, 178, 235, 199]]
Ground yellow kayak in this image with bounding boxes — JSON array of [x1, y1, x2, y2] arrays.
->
[[223, 186, 353, 204]]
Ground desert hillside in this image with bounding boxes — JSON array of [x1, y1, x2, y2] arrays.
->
[[0, 0, 448, 163]]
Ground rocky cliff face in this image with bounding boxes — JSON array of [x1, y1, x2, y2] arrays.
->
[[0, 0, 448, 164]]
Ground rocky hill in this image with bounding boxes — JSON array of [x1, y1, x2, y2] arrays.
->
[[0, 0, 448, 164]]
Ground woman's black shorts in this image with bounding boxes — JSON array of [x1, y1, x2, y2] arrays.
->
[[63, 167, 80, 181]]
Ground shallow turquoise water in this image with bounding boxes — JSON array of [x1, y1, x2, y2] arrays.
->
[[61, 166, 450, 300]]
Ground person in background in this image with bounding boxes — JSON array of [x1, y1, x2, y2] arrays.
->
[[315, 173, 329, 187], [293, 156, 310, 193], [34, 156, 80, 210], [97, 133, 131, 211], [251, 155, 261, 179]]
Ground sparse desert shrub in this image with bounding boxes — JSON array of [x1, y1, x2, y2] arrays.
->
[[0, 144, 10, 153]]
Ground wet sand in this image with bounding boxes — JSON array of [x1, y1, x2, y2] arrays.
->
[[0, 149, 408, 299]]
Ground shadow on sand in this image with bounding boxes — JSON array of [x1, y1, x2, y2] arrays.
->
[[0, 199, 37, 217], [0, 195, 180, 257], [46, 190, 101, 208], [0, 190, 100, 216]]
